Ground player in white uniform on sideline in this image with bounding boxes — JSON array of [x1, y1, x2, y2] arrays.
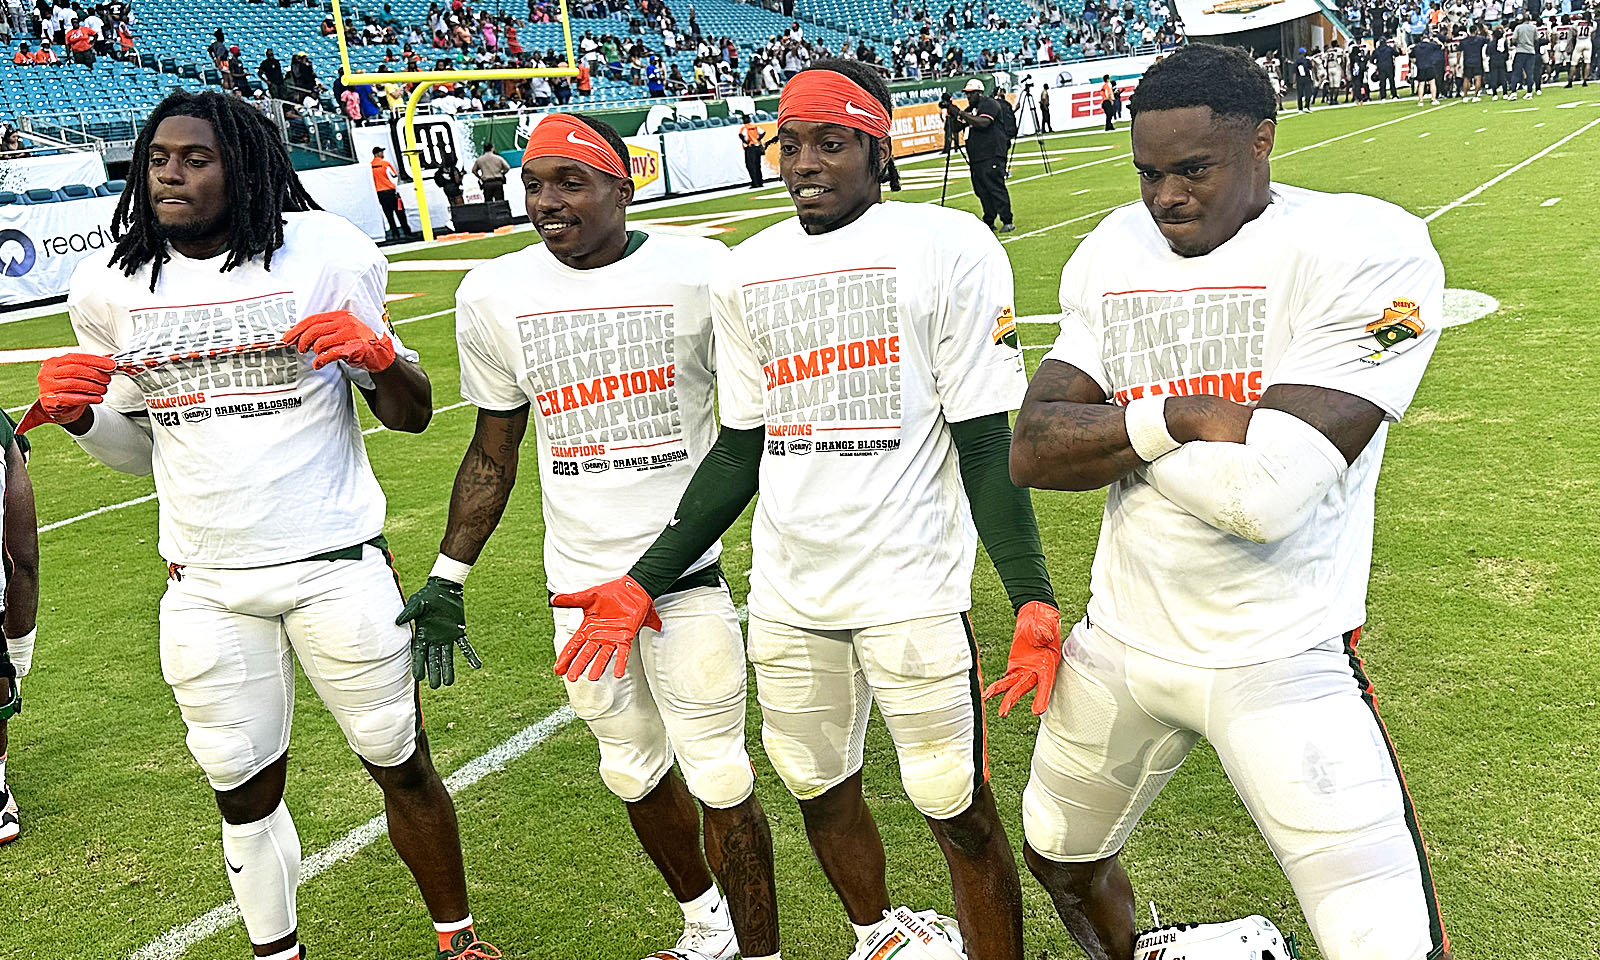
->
[[1009, 46, 1453, 960], [1570, 14, 1592, 85], [397, 113, 781, 960], [0, 410, 39, 846], [18, 91, 498, 960], [553, 60, 1065, 960]]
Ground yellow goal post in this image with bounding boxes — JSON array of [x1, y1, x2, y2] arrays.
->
[[329, 0, 579, 240]]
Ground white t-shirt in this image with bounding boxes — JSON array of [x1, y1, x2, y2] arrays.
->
[[714, 201, 1027, 629], [455, 233, 726, 595], [1046, 185, 1443, 666], [67, 211, 416, 568]]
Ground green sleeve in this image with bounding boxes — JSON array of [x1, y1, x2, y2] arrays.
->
[[949, 412, 1055, 612], [0, 409, 21, 455], [627, 426, 764, 598]]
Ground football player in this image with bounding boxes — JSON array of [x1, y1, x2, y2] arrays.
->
[[399, 113, 780, 960], [1569, 12, 1591, 86], [18, 91, 498, 960], [551, 59, 1062, 960], [1010, 46, 1452, 960], [0, 410, 38, 847]]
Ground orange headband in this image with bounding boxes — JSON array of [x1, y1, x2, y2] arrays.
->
[[523, 113, 630, 180], [777, 71, 893, 140]]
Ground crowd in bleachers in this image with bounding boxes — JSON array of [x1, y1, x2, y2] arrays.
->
[[2, 0, 142, 66]]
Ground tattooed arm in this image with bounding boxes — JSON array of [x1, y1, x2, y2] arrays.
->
[[438, 406, 530, 563]]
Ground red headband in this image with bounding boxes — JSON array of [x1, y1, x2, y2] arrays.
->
[[524, 113, 630, 180], [777, 71, 893, 140]]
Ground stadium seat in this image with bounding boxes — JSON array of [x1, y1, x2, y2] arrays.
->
[[0, 191, 16, 206], [56, 183, 95, 201], [95, 179, 127, 196], [23, 188, 57, 203]]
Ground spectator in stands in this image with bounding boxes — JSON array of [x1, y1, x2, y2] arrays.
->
[[11, 41, 29, 63], [259, 48, 286, 100], [228, 47, 251, 96], [31, 38, 56, 62], [576, 57, 592, 96], [0, 123, 23, 156], [471, 141, 509, 203], [64, 15, 92, 65], [207, 29, 229, 87], [371, 146, 413, 239], [289, 51, 318, 102]]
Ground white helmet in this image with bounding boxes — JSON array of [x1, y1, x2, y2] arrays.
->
[[1133, 916, 1299, 960], [852, 907, 966, 960]]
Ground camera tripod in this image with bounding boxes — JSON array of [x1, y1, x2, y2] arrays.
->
[[1007, 82, 1051, 179]]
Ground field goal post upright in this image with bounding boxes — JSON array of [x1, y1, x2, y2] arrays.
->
[[329, 0, 579, 241]]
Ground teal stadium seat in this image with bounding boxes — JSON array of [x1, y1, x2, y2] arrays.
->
[[56, 183, 95, 200], [23, 188, 57, 203]]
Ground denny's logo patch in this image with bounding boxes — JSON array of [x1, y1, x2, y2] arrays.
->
[[991, 305, 1019, 349], [1367, 298, 1424, 348]]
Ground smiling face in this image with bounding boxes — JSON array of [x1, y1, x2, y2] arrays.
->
[[522, 154, 632, 269], [777, 119, 885, 235], [1131, 105, 1274, 257], [147, 114, 231, 257]]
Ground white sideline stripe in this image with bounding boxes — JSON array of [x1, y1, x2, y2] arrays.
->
[[1274, 102, 1454, 160], [393, 306, 455, 325], [39, 399, 476, 534], [127, 706, 579, 960], [38, 492, 158, 533], [1424, 116, 1600, 223]]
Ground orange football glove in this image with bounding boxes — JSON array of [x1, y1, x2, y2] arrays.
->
[[550, 575, 663, 682], [982, 601, 1062, 718], [283, 310, 396, 371], [17, 352, 116, 434]]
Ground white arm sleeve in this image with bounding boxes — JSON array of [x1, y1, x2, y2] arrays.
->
[[73, 406, 155, 475], [1139, 408, 1346, 544]]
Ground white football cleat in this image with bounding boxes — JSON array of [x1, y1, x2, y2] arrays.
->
[[848, 907, 966, 960], [1134, 915, 1299, 959], [0, 788, 17, 845], [643, 908, 738, 960]]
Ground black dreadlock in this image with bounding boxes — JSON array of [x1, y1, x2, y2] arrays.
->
[[797, 59, 901, 190], [110, 89, 320, 291]]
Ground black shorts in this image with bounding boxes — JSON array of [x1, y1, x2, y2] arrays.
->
[[1465, 64, 1484, 78]]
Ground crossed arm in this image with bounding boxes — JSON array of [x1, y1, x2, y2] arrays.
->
[[1010, 359, 1387, 542]]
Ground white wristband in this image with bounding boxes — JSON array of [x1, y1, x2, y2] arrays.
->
[[4, 627, 36, 677], [430, 554, 473, 584], [1124, 395, 1181, 462]]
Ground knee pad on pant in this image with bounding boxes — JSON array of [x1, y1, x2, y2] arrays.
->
[[681, 757, 755, 810], [898, 739, 978, 821], [187, 724, 276, 792], [595, 742, 673, 803], [344, 696, 419, 769], [222, 801, 301, 946]]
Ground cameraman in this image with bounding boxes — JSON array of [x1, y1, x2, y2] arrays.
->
[[940, 90, 962, 153], [947, 77, 1013, 232]]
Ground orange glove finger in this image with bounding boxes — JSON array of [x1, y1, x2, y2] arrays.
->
[[589, 642, 617, 682], [553, 632, 587, 676], [999, 672, 1037, 718], [550, 589, 593, 609], [644, 609, 662, 632], [981, 672, 1017, 702], [306, 326, 372, 356], [1030, 663, 1057, 717], [45, 352, 117, 372], [45, 363, 117, 385], [310, 341, 361, 370], [44, 390, 109, 407], [565, 637, 603, 682], [283, 311, 358, 345]]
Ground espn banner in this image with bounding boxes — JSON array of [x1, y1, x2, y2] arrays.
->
[[1173, 0, 1322, 34], [0, 193, 118, 306], [1011, 54, 1158, 134]]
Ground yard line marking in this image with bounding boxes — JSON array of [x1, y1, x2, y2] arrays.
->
[[1274, 102, 1453, 160], [38, 493, 158, 534], [388, 259, 488, 272], [1542, 196, 1563, 206], [1072, 188, 1091, 195], [393, 306, 454, 325], [1419, 131, 1432, 137], [1364, 137, 1376, 142], [1003, 105, 1437, 248], [1476, 127, 1487, 132], [1535, 122, 1547, 127], [1424, 116, 1600, 223], [127, 706, 579, 960]]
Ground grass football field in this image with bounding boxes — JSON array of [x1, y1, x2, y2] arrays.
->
[[1, 88, 1597, 960]]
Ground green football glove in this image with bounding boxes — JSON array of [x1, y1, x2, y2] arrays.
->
[[396, 576, 483, 689]]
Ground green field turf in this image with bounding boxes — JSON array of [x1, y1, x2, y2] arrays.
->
[[2, 88, 1598, 960]]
